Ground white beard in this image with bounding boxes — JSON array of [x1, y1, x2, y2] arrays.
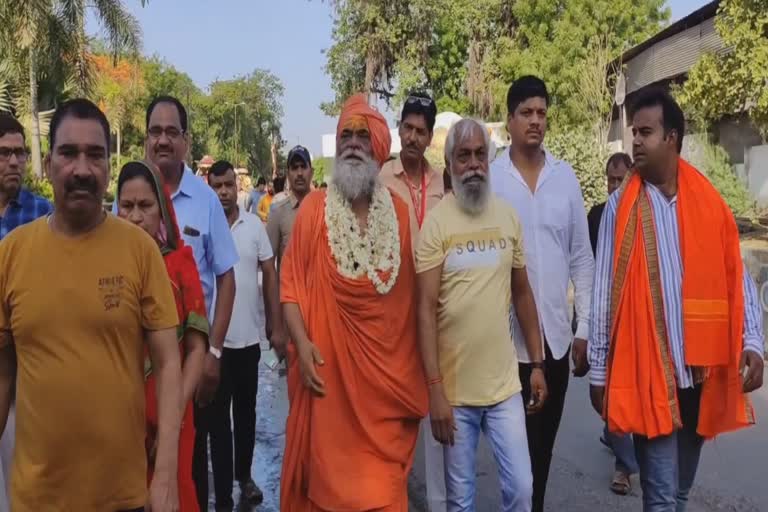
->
[[453, 171, 490, 215], [332, 150, 380, 201]]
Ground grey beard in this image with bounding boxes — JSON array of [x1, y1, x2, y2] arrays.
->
[[332, 153, 379, 201], [453, 172, 489, 215]]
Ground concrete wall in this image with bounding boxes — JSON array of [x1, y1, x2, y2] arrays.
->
[[715, 115, 764, 165], [745, 145, 768, 206]]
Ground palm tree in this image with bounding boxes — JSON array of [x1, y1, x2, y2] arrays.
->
[[0, 1, 144, 176]]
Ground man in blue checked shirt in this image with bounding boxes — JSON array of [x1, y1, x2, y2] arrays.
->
[[0, 112, 51, 512], [0, 114, 52, 240]]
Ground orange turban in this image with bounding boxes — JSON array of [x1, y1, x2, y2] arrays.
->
[[336, 93, 392, 167]]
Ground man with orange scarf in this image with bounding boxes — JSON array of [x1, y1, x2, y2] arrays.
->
[[279, 94, 428, 511], [589, 88, 765, 512]]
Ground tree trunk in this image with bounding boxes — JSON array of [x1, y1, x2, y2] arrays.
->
[[28, 54, 43, 178], [364, 54, 375, 105], [270, 131, 278, 178], [116, 124, 122, 170]]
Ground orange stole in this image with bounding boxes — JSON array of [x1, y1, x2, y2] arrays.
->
[[606, 158, 754, 440], [279, 191, 428, 511]]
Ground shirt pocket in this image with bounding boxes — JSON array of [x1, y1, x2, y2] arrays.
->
[[540, 194, 570, 237], [181, 229, 206, 269]]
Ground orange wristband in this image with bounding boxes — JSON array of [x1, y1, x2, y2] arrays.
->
[[427, 376, 443, 386]]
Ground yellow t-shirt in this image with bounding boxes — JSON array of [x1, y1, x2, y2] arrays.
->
[[416, 194, 526, 407], [257, 193, 274, 222], [0, 215, 179, 511]]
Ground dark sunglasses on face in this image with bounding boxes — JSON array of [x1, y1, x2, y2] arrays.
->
[[0, 147, 28, 161]]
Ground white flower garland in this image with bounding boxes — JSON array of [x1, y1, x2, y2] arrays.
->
[[324, 183, 401, 294]]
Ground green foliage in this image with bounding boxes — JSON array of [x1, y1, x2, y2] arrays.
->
[[488, 0, 668, 125], [22, 173, 53, 201], [322, 0, 668, 126], [312, 157, 333, 184], [677, 0, 768, 138], [546, 131, 608, 211], [688, 135, 756, 218], [204, 70, 285, 173], [322, 0, 438, 114]]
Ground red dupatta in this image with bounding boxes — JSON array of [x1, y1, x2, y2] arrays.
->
[[117, 161, 209, 377]]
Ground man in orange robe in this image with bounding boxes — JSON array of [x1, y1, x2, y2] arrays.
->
[[589, 89, 765, 512], [279, 93, 428, 512]]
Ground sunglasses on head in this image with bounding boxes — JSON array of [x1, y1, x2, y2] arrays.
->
[[405, 96, 435, 109]]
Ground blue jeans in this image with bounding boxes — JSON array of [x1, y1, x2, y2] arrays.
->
[[443, 393, 532, 512], [604, 425, 639, 474], [633, 386, 704, 512]]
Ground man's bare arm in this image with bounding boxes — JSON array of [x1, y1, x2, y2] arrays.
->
[[146, 327, 183, 478], [417, 266, 456, 445], [261, 257, 287, 357], [283, 303, 311, 348], [0, 344, 15, 438], [417, 267, 443, 382], [284, 302, 325, 394], [511, 267, 544, 363]]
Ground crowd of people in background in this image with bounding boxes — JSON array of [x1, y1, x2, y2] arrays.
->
[[0, 72, 763, 512]]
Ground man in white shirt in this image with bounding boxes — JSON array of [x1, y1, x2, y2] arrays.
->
[[490, 76, 594, 512], [207, 160, 286, 511]]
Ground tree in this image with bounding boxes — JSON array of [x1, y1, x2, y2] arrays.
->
[[0, 0, 143, 176], [322, 0, 437, 113], [91, 54, 144, 169], [677, 0, 768, 138], [486, 0, 668, 126], [321, 0, 668, 128], [206, 70, 285, 177], [312, 157, 332, 184]]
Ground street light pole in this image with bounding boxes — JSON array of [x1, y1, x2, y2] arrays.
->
[[225, 102, 246, 167]]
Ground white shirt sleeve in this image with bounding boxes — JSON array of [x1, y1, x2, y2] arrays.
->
[[254, 220, 274, 262], [568, 172, 595, 341]]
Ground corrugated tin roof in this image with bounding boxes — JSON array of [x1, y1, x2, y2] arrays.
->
[[617, 1, 720, 65], [621, 3, 725, 94]]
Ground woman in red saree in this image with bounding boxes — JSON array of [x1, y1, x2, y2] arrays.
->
[[117, 161, 208, 512]]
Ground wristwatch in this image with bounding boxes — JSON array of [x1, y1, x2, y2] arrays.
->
[[209, 345, 222, 360], [530, 361, 545, 372]]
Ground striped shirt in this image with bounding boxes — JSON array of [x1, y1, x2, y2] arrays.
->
[[0, 188, 52, 240], [589, 182, 764, 388]]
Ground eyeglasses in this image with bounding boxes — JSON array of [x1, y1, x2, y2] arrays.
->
[[0, 147, 28, 162], [147, 126, 185, 140], [405, 95, 435, 109]]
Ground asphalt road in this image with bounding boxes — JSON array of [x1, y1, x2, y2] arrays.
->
[[211, 364, 767, 512], [409, 370, 768, 512]]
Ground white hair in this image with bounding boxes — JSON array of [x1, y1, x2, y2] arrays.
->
[[444, 118, 491, 165], [445, 119, 492, 216], [331, 149, 379, 201]]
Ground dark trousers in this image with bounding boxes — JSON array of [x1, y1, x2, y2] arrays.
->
[[210, 344, 261, 508], [192, 402, 211, 510], [519, 343, 570, 512]]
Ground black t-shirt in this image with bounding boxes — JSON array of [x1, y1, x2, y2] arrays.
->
[[587, 202, 606, 258]]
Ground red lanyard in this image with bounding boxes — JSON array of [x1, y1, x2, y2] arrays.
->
[[403, 167, 427, 228]]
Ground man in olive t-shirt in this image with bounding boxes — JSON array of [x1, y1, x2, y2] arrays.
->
[[0, 99, 183, 511], [416, 120, 547, 512]]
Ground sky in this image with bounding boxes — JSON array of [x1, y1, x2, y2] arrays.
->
[[87, 0, 710, 157]]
